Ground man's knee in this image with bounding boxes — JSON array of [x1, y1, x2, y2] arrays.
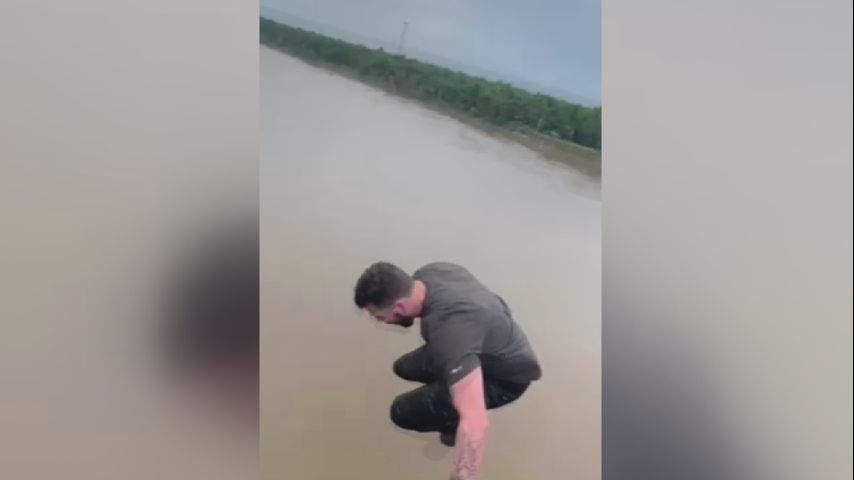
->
[[392, 357, 408, 380], [389, 396, 412, 430], [390, 392, 457, 434], [393, 355, 424, 381]]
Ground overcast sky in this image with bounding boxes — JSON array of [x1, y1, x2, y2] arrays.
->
[[261, 0, 601, 106]]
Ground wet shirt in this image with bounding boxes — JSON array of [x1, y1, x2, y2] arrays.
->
[[414, 262, 542, 386]]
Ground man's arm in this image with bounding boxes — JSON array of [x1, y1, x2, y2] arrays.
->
[[449, 366, 489, 480]]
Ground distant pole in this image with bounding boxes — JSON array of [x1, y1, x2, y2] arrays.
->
[[397, 21, 408, 54]]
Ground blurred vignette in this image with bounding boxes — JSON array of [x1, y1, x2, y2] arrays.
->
[[160, 215, 259, 432], [1, 1, 258, 478], [602, 0, 852, 479]]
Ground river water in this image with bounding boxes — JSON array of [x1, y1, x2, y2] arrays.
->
[[261, 45, 600, 480]]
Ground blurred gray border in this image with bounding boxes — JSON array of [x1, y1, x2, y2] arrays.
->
[[603, 1, 852, 479]]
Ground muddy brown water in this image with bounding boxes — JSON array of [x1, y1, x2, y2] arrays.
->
[[261, 45, 600, 480]]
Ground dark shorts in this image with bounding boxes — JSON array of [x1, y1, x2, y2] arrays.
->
[[389, 345, 530, 435]]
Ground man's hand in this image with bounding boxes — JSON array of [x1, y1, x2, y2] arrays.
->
[[449, 366, 489, 480]]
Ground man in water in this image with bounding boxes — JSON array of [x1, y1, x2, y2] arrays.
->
[[353, 261, 542, 480]]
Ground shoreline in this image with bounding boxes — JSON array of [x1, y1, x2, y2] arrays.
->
[[260, 43, 602, 181]]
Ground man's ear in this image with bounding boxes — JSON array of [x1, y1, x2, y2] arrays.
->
[[392, 299, 408, 315]]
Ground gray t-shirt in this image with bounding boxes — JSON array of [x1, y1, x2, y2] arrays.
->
[[414, 262, 542, 386]]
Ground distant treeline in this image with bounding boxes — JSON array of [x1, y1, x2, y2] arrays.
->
[[260, 18, 601, 150]]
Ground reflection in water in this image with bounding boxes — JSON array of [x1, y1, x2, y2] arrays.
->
[[261, 46, 601, 480]]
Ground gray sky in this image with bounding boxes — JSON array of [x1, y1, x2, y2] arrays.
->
[[261, 0, 601, 106]]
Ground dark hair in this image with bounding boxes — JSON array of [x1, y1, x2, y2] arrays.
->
[[354, 262, 413, 309]]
